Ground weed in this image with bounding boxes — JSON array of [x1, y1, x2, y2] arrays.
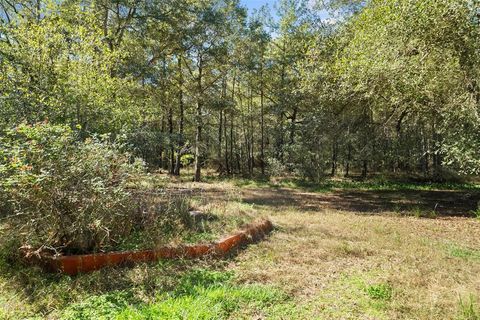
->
[[61, 291, 138, 320], [411, 206, 437, 219], [471, 203, 480, 219], [366, 283, 393, 301], [458, 295, 480, 320], [449, 245, 480, 261]]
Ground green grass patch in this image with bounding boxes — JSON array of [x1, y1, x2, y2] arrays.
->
[[366, 283, 393, 301], [458, 295, 480, 320], [449, 245, 480, 261], [61, 291, 139, 320], [222, 176, 480, 193], [309, 273, 393, 319], [59, 268, 289, 320]]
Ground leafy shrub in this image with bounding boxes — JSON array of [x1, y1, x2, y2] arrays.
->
[[265, 157, 287, 177], [0, 123, 145, 254], [180, 154, 194, 167], [119, 126, 170, 168], [119, 195, 193, 250]]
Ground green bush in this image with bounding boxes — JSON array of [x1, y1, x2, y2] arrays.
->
[[0, 123, 145, 254]]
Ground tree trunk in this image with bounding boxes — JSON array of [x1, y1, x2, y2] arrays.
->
[[345, 143, 351, 177], [229, 72, 236, 173], [290, 107, 297, 145], [260, 77, 265, 175], [331, 139, 338, 176], [193, 58, 203, 182], [168, 104, 174, 174], [194, 99, 202, 182], [224, 111, 230, 174], [174, 57, 184, 176], [362, 160, 368, 179]]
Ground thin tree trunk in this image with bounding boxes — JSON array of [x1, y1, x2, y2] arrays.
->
[[229, 72, 236, 173], [260, 81, 265, 175], [290, 107, 297, 145], [168, 104, 174, 174], [174, 57, 184, 176], [224, 111, 230, 174], [331, 139, 338, 176], [345, 143, 351, 177], [193, 57, 203, 182], [362, 160, 368, 179]]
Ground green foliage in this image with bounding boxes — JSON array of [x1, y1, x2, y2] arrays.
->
[[0, 123, 145, 253], [1, 0, 478, 180], [0, 1, 142, 134], [365, 283, 393, 301], [472, 201, 480, 219], [265, 157, 287, 177], [180, 154, 195, 167], [320, 0, 480, 176], [62, 291, 138, 320]]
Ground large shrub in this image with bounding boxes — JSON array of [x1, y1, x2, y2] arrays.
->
[[0, 123, 145, 254]]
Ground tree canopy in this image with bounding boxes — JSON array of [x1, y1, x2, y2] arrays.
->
[[1, 0, 479, 180]]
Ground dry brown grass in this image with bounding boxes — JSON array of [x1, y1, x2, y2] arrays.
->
[[171, 179, 480, 319]]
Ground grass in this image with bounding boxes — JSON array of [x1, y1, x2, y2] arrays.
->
[[59, 269, 289, 320], [366, 283, 393, 301], [458, 295, 480, 320], [1, 176, 480, 319], [449, 245, 480, 261], [217, 176, 480, 192]]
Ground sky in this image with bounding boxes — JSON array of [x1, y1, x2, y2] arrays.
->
[[241, 0, 273, 12], [240, 0, 330, 21]]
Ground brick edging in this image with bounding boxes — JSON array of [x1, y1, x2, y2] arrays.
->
[[25, 219, 273, 275]]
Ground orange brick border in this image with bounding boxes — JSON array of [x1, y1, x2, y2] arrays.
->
[[25, 219, 273, 276]]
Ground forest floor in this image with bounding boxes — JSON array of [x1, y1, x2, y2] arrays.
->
[[1, 176, 480, 319]]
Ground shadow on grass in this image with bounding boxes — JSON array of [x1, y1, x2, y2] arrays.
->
[[241, 187, 480, 217]]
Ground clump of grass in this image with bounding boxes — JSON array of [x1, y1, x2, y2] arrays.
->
[[458, 295, 480, 320], [471, 202, 480, 219], [449, 246, 480, 261], [410, 206, 437, 219], [366, 283, 393, 301]]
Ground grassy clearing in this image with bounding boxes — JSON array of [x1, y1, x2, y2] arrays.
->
[[233, 206, 480, 319], [205, 175, 480, 192], [1, 178, 479, 319]]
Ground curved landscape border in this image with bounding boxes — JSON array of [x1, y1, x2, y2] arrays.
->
[[26, 219, 273, 276]]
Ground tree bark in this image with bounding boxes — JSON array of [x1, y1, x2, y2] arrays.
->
[[174, 57, 184, 176], [193, 56, 203, 182]]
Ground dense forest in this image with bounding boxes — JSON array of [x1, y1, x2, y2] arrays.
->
[[1, 0, 479, 182]]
